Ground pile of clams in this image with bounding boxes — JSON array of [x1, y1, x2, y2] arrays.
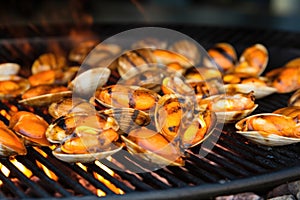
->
[[0, 36, 300, 166]]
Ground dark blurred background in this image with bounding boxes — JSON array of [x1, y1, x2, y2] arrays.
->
[[1, 0, 300, 32]]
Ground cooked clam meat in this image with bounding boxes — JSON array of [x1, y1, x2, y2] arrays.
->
[[9, 111, 50, 146], [31, 53, 66, 74], [273, 106, 300, 124], [0, 121, 27, 156], [207, 43, 237, 72], [233, 44, 268, 76], [0, 76, 30, 99], [122, 127, 184, 166], [95, 85, 160, 111]]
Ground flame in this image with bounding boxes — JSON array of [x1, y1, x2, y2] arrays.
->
[[33, 147, 59, 181], [95, 160, 114, 176], [0, 109, 11, 120], [0, 162, 10, 186], [10, 158, 32, 178]]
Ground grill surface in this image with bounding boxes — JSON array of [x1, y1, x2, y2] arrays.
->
[[0, 24, 300, 199]]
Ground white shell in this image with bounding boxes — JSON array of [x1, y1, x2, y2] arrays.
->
[[216, 104, 258, 123], [68, 68, 111, 98], [18, 91, 72, 107], [224, 84, 276, 99], [235, 113, 300, 146], [0, 63, 20, 76], [52, 145, 123, 163]]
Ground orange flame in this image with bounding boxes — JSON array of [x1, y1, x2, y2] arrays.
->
[[0, 162, 10, 186], [33, 147, 59, 181], [10, 158, 33, 178]]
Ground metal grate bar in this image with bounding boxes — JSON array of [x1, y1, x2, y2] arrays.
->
[[0, 159, 51, 198], [16, 156, 73, 197], [155, 169, 188, 188], [165, 166, 205, 185], [100, 159, 154, 191], [87, 163, 134, 193], [184, 161, 220, 182], [28, 148, 94, 196], [0, 164, 27, 199]]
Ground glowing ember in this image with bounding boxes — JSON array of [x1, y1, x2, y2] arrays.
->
[[0, 162, 10, 186]]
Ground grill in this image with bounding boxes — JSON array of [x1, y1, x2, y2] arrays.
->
[[0, 24, 300, 199]]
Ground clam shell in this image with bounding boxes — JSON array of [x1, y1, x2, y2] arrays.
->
[[32, 53, 66, 74], [288, 89, 300, 107], [0, 75, 30, 99], [52, 144, 123, 163], [235, 113, 300, 146], [121, 135, 184, 166], [19, 91, 72, 107], [224, 84, 276, 99], [236, 44, 268, 77], [68, 68, 111, 98], [0, 123, 27, 156], [99, 108, 151, 134], [216, 104, 258, 123], [0, 63, 20, 76]]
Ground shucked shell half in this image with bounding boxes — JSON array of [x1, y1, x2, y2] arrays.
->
[[0, 63, 20, 76], [288, 89, 300, 107], [0, 75, 30, 99], [235, 113, 300, 146]]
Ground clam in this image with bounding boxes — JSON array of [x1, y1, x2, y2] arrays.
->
[[266, 65, 300, 93], [155, 94, 196, 142], [99, 108, 151, 134], [0, 63, 20, 76], [83, 43, 121, 68], [161, 75, 194, 96], [184, 67, 222, 82], [168, 39, 201, 66], [31, 53, 67, 74], [152, 49, 192, 68], [46, 112, 119, 144], [52, 144, 123, 163], [117, 49, 155, 80], [289, 89, 300, 107], [48, 97, 96, 119], [273, 106, 300, 124], [236, 113, 300, 146], [200, 92, 258, 123], [207, 43, 237, 73], [46, 112, 121, 163], [182, 110, 217, 148], [0, 121, 27, 156], [131, 38, 167, 50], [68, 67, 111, 98], [94, 85, 160, 111], [53, 127, 121, 163], [9, 111, 50, 146], [31, 53, 66, 74], [28, 67, 79, 87], [233, 44, 268, 77], [69, 40, 99, 63], [19, 85, 72, 107], [0, 75, 30, 99], [121, 127, 184, 166], [224, 77, 276, 99]]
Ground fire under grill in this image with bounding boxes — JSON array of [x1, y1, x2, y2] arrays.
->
[[0, 24, 300, 199]]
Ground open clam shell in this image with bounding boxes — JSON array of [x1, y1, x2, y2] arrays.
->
[[52, 144, 123, 163], [68, 68, 111, 98], [0, 122, 27, 156], [0, 63, 20, 76], [0, 75, 30, 99], [224, 84, 276, 99], [19, 86, 72, 107], [234, 44, 268, 77], [94, 85, 160, 111], [236, 113, 300, 146], [99, 108, 151, 134], [121, 132, 184, 167]]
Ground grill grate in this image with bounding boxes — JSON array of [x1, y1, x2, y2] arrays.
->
[[0, 24, 300, 199]]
